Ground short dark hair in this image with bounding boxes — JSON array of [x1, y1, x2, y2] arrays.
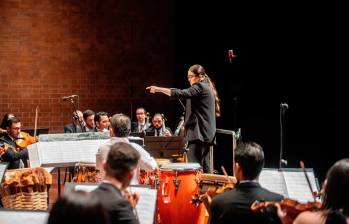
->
[[109, 114, 131, 137], [48, 190, 108, 224], [105, 142, 140, 181], [94, 112, 108, 123], [5, 116, 21, 128], [83, 109, 95, 120], [323, 158, 349, 215], [136, 107, 146, 113], [235, 141, 265, 180]]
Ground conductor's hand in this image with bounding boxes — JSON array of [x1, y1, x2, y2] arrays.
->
[[146, 86, 158, 94]]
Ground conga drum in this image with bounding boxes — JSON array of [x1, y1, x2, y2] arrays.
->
[[157, 163, 202, 224]]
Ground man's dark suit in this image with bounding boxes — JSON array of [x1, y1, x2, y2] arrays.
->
[[210, 182, 283, 224], [91, 183, 139, 224], [63, 123, 85, 133], [0, 134, 29, 169], [171, 81, 215, 143]]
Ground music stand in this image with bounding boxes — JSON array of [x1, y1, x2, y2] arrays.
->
[[0, 162, 9, 183], [144, 136, 185, 158]]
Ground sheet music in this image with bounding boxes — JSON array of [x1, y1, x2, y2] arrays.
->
[[283, 171, 319, 203], [259, 169, 288, 197], [0, 163, 8, 182], [28, 144, 41, 167], [29, 139, 108, 167], [130, 186, 157, 224], [0, 210, 48, 224], [75, 184, 98, 192]]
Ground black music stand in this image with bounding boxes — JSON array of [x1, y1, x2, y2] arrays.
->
[[144, 136, 185, 158]]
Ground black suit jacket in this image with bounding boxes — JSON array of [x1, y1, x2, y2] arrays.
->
[[91, 183, 139, 224], [0, 134, 29, 169], [63, 123, 85, 133], [171, 81, 216, 143], [210, 182, 283, 224]]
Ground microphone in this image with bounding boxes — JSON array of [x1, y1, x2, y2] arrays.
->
[[174, 116, 185, 136], [62, 95, 78, 101], [227, 49, 236, 63], [280, 103, 289, 109]]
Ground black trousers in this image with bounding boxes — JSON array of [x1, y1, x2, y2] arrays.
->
[[187, 141, 211, 173]]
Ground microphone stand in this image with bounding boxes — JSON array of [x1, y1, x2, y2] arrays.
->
[[279, 103, 288, 169], [67, 97, 85, 133]]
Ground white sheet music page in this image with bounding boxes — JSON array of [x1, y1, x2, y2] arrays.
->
[[130, 186, 157, 224], [34, 139, 108, 166], [259, 169, 288, 197], [0, 210, 48, 224], [28, 143, 42, 167], [283, 171, 319, 203]]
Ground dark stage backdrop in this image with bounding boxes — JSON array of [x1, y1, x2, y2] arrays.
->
[[173, 1, 349, 182]]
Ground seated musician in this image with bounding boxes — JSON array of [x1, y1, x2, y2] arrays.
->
[[91, 142, 140, 224], [64, 110, 85, 133], [94, 111, 110, 132], [277, 158, 349, 224], [131, 107, 149, 133], [145, 113, 172, 137], [83, 109, 96, 132], [210, 141, 283, 224], [0, 117, 29, 169], [0, 113, 15, 137], [96, 113, 157, 184]]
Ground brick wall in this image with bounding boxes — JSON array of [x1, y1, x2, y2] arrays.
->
[[0, 0, 174, 132]]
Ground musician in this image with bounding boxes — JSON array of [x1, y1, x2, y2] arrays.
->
[[277, 158, 349, 224], [92, 142, 140, 224], [0, 113, 15, 137], [96, 113, 157, 184], [48, 190, 108, 224], [0, 117, 29, 169], [210, 142, 283, 224], [131, 107, 149, 133], [146, 64, 220, 172], [145, 113, 172, 137], [94, 111, 109, 132], [64, 110, 85, 133], [83, 109, 95, 132]]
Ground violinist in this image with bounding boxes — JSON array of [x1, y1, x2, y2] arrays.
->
[[0, 117, 29, 169], [277, 158, 349, 224], [210, 141, 283, 224], [91, 142, 140, 224]]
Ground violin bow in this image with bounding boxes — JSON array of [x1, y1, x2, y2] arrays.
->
[[34, 106, 39, 138], [300, 161, 316, 202]]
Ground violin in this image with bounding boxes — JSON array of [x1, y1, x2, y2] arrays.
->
[[16, 131, 37, 149], [16, 106, 39, 149], [251, 198, 322, 220]]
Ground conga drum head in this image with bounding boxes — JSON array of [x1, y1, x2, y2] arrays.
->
[[160, 162, 202, 172]]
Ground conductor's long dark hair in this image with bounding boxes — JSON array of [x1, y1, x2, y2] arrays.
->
[[189, 64, 221, 117]]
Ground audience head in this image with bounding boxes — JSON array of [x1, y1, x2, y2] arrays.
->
[[234, 141, 265, 181], [83, 109, 95, 129], [104, 142, 140, 189], [72, 110, 84, 125], [152, 113, 164, 129], [323, 158, 349, 215], [48, 190, 109, 224], [94, 112, 109, 131], [109, 113, 131, 137]]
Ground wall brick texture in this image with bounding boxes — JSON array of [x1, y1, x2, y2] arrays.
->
[[0, 0, 174, 132]]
